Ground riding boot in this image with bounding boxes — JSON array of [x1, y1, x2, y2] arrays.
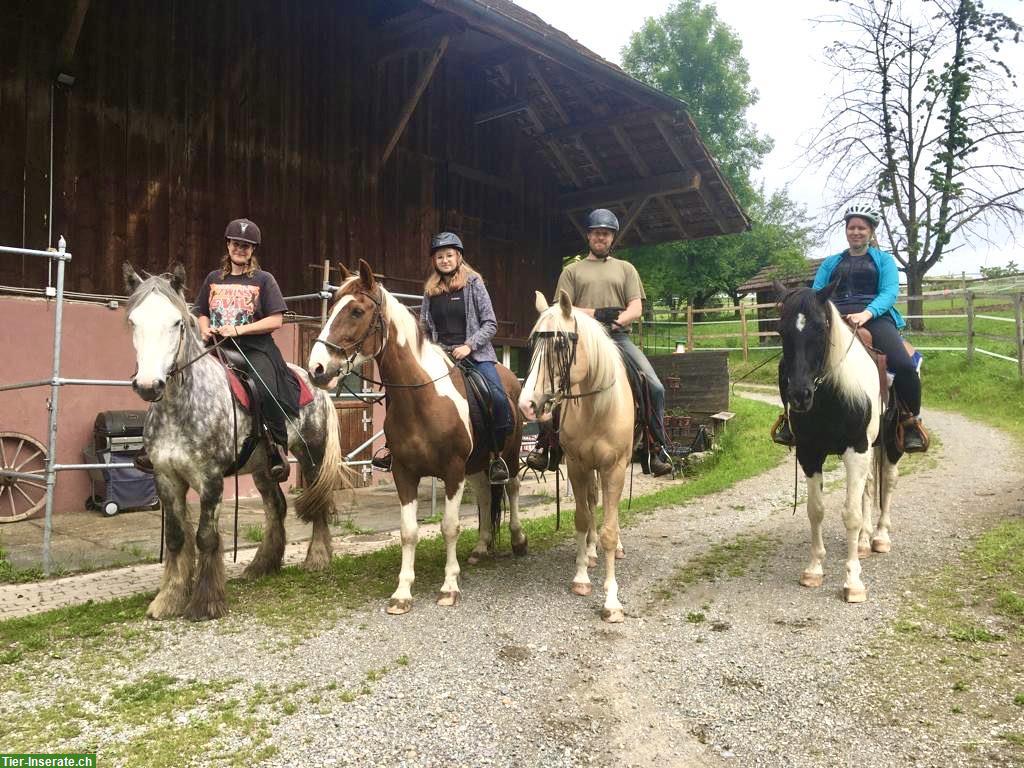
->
[[488, 456, 510, 485], [649, 446, 674, 478], [371, 448, 393, 472], [268, 442, 291, 483], [526, 420, 558, 472], [133, 449, 155, 474], [771, 413, 796, 446], [899, 416, 929, 453]]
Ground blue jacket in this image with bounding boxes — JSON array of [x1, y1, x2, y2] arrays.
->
[[812, 246, 905, 329]]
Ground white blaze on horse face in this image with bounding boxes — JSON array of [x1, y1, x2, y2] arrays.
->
[[796, 312, 807, 333], [518, 347, 543, 418], [308, 294, 354, 374], [128, 292, 182, 388]]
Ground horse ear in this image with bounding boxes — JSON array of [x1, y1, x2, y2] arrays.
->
[[534, 291, 549, 313], [169, 263, 187, 294], [337, 262, 352, 281], [123, 262, 143, 293], [816, 276, 840, 304], [557, 289, 573, 319], [357, 259, 376, 290], [772, 280, 788, 302]]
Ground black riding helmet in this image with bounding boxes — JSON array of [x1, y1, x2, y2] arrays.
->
[[430, 232, 464, 252], [225, 218, 261, 245], [586, 208, 620, 232]]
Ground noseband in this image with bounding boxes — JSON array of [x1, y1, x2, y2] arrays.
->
[[529, 319, 612, 414], [314, 289, 388, 368]]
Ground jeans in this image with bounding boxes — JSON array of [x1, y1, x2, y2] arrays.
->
[[610, 332, 667, 447], [466, 360, 513, 447]]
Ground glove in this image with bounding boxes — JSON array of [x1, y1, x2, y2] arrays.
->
[[593, 307, 624, 325]]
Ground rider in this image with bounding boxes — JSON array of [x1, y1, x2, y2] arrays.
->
[[371, 232, 514, 485], [526, 208, 673, 477], [773, 204, 927, 452], [195, 218, 299, 482]]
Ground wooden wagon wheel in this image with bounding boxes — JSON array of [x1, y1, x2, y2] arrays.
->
[[0, 432, 48, 523]]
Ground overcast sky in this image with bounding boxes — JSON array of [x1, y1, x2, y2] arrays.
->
[[515, 0, 1023, 276]]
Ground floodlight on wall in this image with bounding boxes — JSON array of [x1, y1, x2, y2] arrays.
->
[[56, 72, 75, 87]]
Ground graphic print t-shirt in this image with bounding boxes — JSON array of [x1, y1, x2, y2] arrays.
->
[[194, 270, 287, 328]]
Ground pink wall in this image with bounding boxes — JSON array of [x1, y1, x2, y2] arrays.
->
[[0, 295, 300, 516]]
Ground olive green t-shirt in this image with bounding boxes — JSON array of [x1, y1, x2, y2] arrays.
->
[[555, 257, 645, 328]]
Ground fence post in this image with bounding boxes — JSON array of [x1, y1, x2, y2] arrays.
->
[[739, 304, 749, 362], [966, 290, 975, 363], [1015, 292, 1023, 380], [686, 304, 694, 353]]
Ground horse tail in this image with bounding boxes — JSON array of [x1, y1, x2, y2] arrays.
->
[[295, 391, 353, 523]]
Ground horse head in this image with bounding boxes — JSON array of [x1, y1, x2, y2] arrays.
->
[[519, 289, 601, 421], [307, 259, 385, 388], [774, 279, 839, 412], [123, 263, 191, 402]]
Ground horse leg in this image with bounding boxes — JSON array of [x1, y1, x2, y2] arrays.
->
[[185, 481, 228, 620], [146, 473, 195, 619], [436, 474, 466, 607], [800, 471, 826, 588], [599, 461, 627, 623], [507, 475, 528, 557], [243, 468, 288, 579], [387, 467, 420, 615], [872, 454, 898, 554], [467, 472, 492, 565], [567, 461, 594, 596], [858, 457, 876, 558], [841, 449, 872, 603], [586, 470, 599, 568]]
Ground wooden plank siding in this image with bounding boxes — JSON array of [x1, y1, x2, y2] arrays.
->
[[0, 0, 561, 343]]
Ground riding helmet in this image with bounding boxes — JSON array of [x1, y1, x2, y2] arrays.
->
[[225, 218, 261, 245], [430, 231, 464, 253], [842, 205, 881, 229], [586, 208, 620, 232]]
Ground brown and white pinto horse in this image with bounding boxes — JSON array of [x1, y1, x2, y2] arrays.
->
[[519, 291, 633, 623], [306, 260, 525, 614]]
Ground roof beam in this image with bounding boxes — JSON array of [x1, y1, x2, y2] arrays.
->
[[380, 35, 450, 169], [474, 100, 530, 125], [539, 109, 667, 142], [56, 0, 91, 77], [559, 170, 700, 211], [654, 116, 729, 234], [526, 59, 570, 125], [617, 197, 651, 242]]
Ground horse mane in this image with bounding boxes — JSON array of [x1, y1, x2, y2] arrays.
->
[[126, 272, 194, 325], [379, 285, 429, 360], [529, 305, 621, 415]]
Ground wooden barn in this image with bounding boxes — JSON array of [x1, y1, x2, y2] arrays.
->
[[0, 0, 748, 515], [737, 258, 824, 345]]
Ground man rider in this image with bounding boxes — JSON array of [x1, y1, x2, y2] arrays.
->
[[526, 208, 674, 477]]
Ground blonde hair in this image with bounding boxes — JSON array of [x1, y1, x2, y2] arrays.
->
[[220, 246, 261, 278], [423, 255, 482, 297]]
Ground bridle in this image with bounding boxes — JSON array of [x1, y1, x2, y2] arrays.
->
[[313, 288, 388, 369], [781, 298, 859, 399], [528, 318, 613, 415]]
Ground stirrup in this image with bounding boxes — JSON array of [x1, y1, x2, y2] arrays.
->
[[897, 416, 929, 454], [371, 447, 393, 472], [525, 447, 552, 472], [268, 443, 290, 483], [770, 413, 795, 446], [133, 450, 155, 474], [488, 457, 510, 485]]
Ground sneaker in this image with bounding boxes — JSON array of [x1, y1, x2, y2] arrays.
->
[[771, 413, 795, 446], [650, 448, 673, 478], [268, 443, 291, 483], [488, 457, 510, 485], [133, 450, 155, 474], [901, 418, 929, 453], [371, 449, 393, 472]]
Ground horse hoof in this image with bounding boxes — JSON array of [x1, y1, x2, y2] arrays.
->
[[467, 552, 484, 565], [857, 545, 871, 558], [146, 596, 185, 620], [386, 598, 413, 615], [242, 561, 279, 580], [587, 556, 598, 568], [300, 554, 331, 572], [601, 607, 625, 623], [436, 590, 461, 607], [800, 572, 823, 588], [184, 601, 228, 622], [615, 547, 625, 560], [871, 539, 891, 554], [843, 586, 867, 603], [571, 582, 593, 597], [512, 538, 529, 557]]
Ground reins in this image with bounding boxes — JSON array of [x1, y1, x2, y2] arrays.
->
[[529, 320, 614, 415]]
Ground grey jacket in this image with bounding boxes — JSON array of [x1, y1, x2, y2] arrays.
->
[[419, 274, 498, 363]]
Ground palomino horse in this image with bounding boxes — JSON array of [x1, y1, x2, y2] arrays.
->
[[124, 265, 352, 620], [518, 290, 633, 623], [306, 260, 525, 614], [775, 281, 901, 602]]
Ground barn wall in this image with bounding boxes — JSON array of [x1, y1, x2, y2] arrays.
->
[[0, 0, 562, 342]]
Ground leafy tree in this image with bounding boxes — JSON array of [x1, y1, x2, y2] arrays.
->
[[809, 0, 1023, 329]]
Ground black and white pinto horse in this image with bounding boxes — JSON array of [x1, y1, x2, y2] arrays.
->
[[124, 264, 352, 620], [775, 281, 901, 603]]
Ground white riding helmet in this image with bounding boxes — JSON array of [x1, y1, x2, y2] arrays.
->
[[843, 204, 881, 228]]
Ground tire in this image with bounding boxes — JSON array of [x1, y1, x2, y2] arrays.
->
[[103, 501, 119, 517]]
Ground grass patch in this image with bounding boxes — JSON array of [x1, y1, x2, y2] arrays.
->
[[653, 533, 778, 602], [242, 524, 264, 543]]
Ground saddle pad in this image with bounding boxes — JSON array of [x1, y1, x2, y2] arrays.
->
[[222, 364, 315, 412]]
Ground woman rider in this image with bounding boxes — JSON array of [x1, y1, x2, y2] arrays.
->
[[195, 218, 299, 482], [370, 232, 514, 484], [775, 204, 928, 452]]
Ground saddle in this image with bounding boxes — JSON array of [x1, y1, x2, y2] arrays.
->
[[456, 360, 505, 467], [620, 354, 659, 457], [214, 346, 315, 476], [844, 320, 891, 401]]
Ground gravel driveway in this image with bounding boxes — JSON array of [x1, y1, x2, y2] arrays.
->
[[11, 403, 1021, 767]]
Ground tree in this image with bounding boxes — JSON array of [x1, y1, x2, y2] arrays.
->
[[622, 0, 772, 206], [809, 0, 1023, 329]]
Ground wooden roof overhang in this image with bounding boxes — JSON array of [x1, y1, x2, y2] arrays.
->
[[373, 0, 750, 253]]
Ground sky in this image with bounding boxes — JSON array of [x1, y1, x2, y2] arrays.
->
[[515, 0, 1024, 276]]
